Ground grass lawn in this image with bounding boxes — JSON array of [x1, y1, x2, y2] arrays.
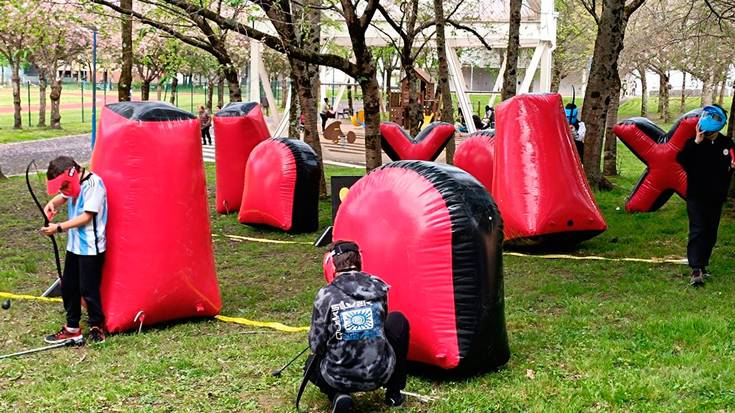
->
[[0, 84, 249, 144], [2, 134, 735, 410]]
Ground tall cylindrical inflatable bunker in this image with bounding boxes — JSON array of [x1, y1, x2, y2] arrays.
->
[[213, 102, 270, 214], [332, 161, 509, 374], [454, 130, 496, 192], [91, 102, 221, 333], [238, 138, 320, 233], [493, 94, 606, 245]]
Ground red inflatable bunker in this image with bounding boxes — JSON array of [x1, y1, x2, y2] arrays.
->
[[213, 102, 270, 214], [380, 122, 455, 161], [454, 130, 496, 191], [332, 161, 509, 373], [238, 138, 320, 233], [91, 102, 221, 333], [612, 110, 699, 212], [493, 94, 606, 245]]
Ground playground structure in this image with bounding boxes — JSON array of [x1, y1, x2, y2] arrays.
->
[[389, 68, 437, 126], [247, 0, 557, 134]]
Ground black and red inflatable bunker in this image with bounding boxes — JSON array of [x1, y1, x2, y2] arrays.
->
[[612, 110, 699, 212], [332, 161, 509, 373], [238, 138, 320, 233], [213, 102, 270, 214], [380, 122, 455, 161], [493, 94, 606, 245], [454, 130, 496, 192], [91, 102, 221, 333]]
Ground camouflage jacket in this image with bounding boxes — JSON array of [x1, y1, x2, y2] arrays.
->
[[308, 271, 396, 392]]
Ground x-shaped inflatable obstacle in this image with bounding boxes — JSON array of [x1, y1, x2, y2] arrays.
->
[[379, 121, 456, 161], [612, 110, 701, 212]]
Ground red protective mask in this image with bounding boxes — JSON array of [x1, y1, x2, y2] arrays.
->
[[47, 167, 81, 198], [322, 251, 336, 283]]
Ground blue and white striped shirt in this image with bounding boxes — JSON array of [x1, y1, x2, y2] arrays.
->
[[65, 173, 107, 255]]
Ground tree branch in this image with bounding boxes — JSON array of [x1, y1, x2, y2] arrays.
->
[[376, 3, 409, 43], [446, 19, 494, 51], [91, 0, 220, 58]]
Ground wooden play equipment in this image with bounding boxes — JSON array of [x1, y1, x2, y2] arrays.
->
[[389, 68, 438, 127]]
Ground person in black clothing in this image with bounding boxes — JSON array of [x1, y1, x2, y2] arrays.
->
[[307, 241, 410, 412], [677, 104, 735, 286], [320, 98, 335, 130]]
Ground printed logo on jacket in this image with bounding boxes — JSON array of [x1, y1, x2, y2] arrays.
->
[[330, 300, 382, 341]]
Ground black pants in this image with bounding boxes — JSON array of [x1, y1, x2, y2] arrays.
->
[[201, 127, 211, 145], [307, 312, 410, 400], [574, 140, 585, 162], [686, 197, 724, 270], [320, 112, 335, 130], [62, 251, 105, 328]]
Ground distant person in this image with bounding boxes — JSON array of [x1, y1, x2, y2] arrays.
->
[[575, 121, 586, 161], [261, 95, 270, 116], [676, 104, 734, 286], [320, 98, 335, 130], [198, 106, 212, 146], [483, 105, 495, 129], [565, 103, 584, 161]]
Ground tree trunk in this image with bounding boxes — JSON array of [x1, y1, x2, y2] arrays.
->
[[221, 64, 242, 103], [656, 70, 669, 123], [11, 61, 21, 129], [169, 77, 178, 105], [360, 75, 383, 171], [280, 76, 288, 109], [385, 65, 393, 96], [50, 80, 62, 129], [581, 0, 629, 189], [718, 77, 726, 106], [157, 82, 163, 101], [347, 84, 354, 115], [501, 0, 522, 100], [435, 0, 455, 163], [206, 79, 214, 111], [289, 81, 300, 139], [118, 0, 133, 102], [638, 65, 647, 117], [38, 69, 47, 127], [141, 80, 151, 101], [217, 76, 225, 108], [551, 63, 562, 93], [402, 63, 420, 135], [701, 73, 714, 106], [290, 58, 326, 196], [603, 80, 620, 176], [680, 71, 687, 113]]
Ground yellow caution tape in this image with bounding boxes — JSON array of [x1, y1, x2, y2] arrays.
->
[[504, 252, 687, 264], [215, 315, 309, 333], [0, 291, 62, 303], [0, 291, 307, 333], [214, 234, 313, 245]]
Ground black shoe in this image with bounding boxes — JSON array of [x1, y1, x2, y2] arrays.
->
[[690, 269, 705, 286], [331, 393, 353, 413], [88, 326, 106, 344], [385, 390, 405, 408]]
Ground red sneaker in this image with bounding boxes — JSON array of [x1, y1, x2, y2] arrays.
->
[[44, 325, 84, 345]]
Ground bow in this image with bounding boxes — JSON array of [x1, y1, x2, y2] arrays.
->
[[25, 160, 62, 281]]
